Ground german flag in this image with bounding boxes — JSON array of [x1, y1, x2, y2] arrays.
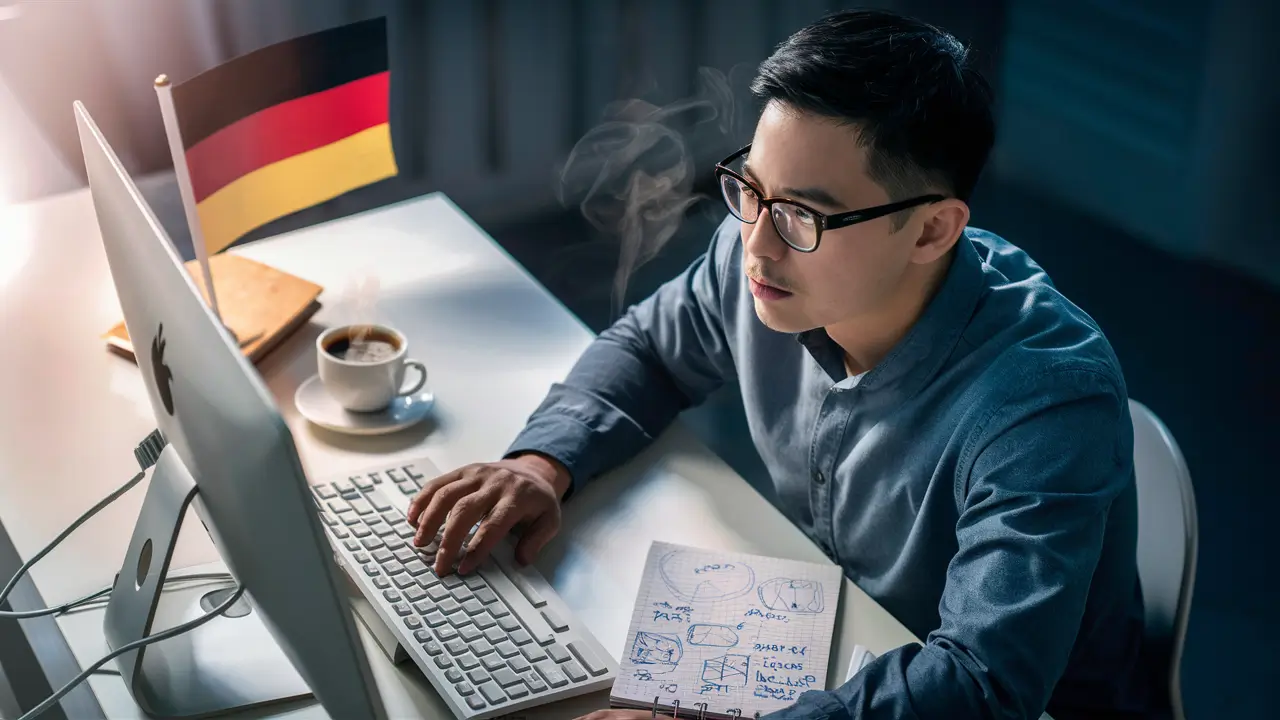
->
[[170, 17, 398, 255]]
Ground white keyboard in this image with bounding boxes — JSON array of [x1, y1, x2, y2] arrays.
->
[[310, 456, 617, 719]]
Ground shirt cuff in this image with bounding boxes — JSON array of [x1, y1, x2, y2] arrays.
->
[[503, 411, 599, 500]]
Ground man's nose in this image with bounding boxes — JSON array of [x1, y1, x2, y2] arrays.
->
[[742, 209, 788, 262]]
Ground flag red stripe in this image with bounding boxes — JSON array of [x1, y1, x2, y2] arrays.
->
[[185, 71, 390, 203]]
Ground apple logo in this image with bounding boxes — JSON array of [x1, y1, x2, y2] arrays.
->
[[151, 323, 175, 416]]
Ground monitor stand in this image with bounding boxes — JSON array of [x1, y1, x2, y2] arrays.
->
[[103, 446, 313, 718]]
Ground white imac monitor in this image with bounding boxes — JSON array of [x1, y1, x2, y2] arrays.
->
[[75, 100, 387, 719]]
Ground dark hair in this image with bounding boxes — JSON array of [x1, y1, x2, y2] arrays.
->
[[750, 9, 995, 217]]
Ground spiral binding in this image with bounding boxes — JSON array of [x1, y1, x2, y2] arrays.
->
[[648, 698, 760, 719]]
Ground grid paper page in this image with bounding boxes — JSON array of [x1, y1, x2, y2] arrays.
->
[[611, 541, 844, 717]]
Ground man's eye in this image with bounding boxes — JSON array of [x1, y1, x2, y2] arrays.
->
[[793, 207, 816, 226]]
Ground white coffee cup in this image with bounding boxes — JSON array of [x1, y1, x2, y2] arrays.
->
[[317, 324, 427, 412]]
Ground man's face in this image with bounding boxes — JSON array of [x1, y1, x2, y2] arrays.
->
[[737, 103, 923, 333]]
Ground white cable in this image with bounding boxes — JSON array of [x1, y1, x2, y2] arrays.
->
[[17, 584, 246, 720], [0, 470, 146, 615]]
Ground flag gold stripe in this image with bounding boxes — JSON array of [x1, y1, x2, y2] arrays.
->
[[196, 123, 397, 254]]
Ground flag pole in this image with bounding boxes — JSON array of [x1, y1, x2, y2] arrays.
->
[[153, 74, 224, 323]]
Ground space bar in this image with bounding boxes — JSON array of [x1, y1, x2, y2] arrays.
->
[[477, 561, 556, 646]]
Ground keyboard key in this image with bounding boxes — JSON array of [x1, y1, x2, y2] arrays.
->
[[338, 511, 360, 526], [497, 615, 520, 632], [362, 564, 379, 577], [445, 668, 464, 684], [440, 574, 465, 589], [492, 667, 522, 688], [547, 643, 571, 664], [434, 625, 459, 642], [451, 586, 475, 603], [372, 549, 395, 564], [456, 654, 481, 671], [367, 493, 392, 513], [426, 584, 450, 602], [475, 588, 498, 604], [392, 547, 415, 563], [332, 478, 355, 495], [404, 560, 430, 576], [459, 626, 484, 643], [423, 611, 448, 627], [434, 655, 452, 670], [380, 511, 402, 525], [562, 660, 587, 682], [568, 641, 608, 676], [534, 661, 568, 688], [467, 669, 489, 685], [331, 526, 349, 539], [360, 536, 385, 551], [438, 598, 461, 615], [344, 540, 361, 552], [393, 603, 412, 617], [469, 641, 493, 657], [382, 590, 401, 603], [507, 571, 547, 608], [321, 513, 337, 527], [463, 575, 488, 591], [404, 616, 422, 630], [541, 607, 569, 632], [423, 641, 443, 656], [521, 644, 547, 663], [465, 695, 485, 710], [395, 525, 416, 539], [484, 627, 507, 645], [505, 683, 529, 699], [384, 536, 406, 551], [508, 655, 531, 673], [477, 681, 505, 705], [349, 498, 374, 515], [403, 464, 426, 485], [314, 484, 337, 499], [462, 599, 485, 616], [396, 480, 418, 496], [354, 552, 370, 564], [326, 499, 350, 514], [392, 574, 417, 590], [372, 576, 391, 589], [351, 526, 372, 538], [481, 653, 506, 672], [413, 601, 434, 616], [474, 614, 498, 631], [403, 586, 427, 603], [373, 524, 398, 538], [445, 640, 468, 656], [523, 672, 547, 694], [448, 612, 473, 630], [510, 629, 532, 646], [495, 641, 520, 658], [414, 629, 432, 643], [353, 475, 374, 490]]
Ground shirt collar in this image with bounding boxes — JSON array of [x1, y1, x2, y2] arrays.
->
[[797, 230, 987, 397]]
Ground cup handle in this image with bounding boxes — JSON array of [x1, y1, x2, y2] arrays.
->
[[398, 360, 428, 397]]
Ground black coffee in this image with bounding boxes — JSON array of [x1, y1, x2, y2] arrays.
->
[[325, 328, 399, 363]]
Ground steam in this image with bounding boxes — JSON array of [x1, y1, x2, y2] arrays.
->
[[557, 67, 740, 315], [334, 271, 381, 345]]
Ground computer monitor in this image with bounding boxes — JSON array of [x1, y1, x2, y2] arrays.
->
[[75, 102, 386, 719]]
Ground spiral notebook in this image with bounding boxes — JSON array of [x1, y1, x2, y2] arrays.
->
[[610, 541, 843, 719]]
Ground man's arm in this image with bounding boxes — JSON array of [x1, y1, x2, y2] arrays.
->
[[764, 366, 1132, 720], [505, 217, 739, 497]]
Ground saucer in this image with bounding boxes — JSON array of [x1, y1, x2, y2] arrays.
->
[[294, 375, 435, 436]]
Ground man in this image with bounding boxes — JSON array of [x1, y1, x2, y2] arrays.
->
[[408, 9, 1151, 720]]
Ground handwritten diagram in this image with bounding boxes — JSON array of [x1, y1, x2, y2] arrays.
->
[[630, 631, 683, 674], [687, 623, 740, 648], [660, 549, 756, 602], [701, 653, 750, 687], [758, 578, 825, 613]]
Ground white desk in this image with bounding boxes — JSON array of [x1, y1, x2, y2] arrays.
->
[[0, 190, 986, 718]]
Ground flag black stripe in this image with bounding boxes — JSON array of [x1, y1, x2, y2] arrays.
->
[[172, 17, 388, 149]]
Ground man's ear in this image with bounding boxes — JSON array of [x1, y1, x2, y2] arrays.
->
[[911, 198, 969, 264]]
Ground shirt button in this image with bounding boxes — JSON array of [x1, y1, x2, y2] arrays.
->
[[813, 470, 826, 485]]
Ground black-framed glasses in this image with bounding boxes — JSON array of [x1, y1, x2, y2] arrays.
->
[[714, 144, 946, 252]]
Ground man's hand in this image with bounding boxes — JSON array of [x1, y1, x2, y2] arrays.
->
[[407, 453, 571, 575], [576, 707, 680, 712]]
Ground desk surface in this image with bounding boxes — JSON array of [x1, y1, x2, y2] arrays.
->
[[0, 190, 983, 718]]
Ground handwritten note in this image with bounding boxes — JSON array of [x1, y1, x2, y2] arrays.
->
[[608, 541, 843, 718]]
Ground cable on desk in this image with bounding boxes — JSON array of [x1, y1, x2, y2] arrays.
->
[[0, 430, 164, 618], [17, 584, 246, 720]]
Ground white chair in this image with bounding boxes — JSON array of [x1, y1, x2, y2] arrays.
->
[[1129, 399, 1198, 720]]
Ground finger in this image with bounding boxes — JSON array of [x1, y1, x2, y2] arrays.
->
[[514, 509, 560, 566], [413, 480, 478, 548], [406, 468, 463, 525], [434, 493, 495, 576], [458, 499, 523, 575]]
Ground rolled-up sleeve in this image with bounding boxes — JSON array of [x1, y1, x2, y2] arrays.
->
[[505, 217, 740, 496], [764, 366, 1132, 720]]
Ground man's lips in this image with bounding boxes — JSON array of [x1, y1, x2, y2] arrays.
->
[[748, 276, 792, 300]]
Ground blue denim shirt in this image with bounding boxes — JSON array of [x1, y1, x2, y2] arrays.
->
[[508, 216, 1149, 719]]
